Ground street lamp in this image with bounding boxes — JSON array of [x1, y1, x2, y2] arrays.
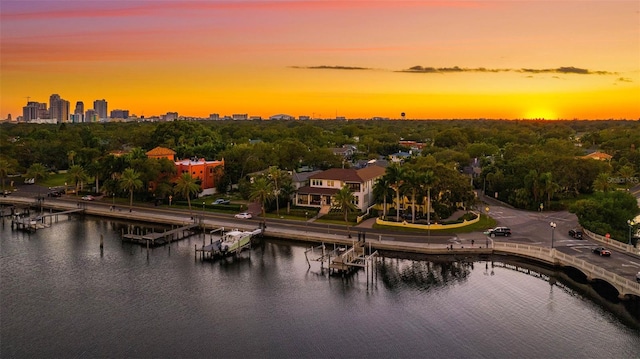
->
[[628, 220, 633, 245], [305, 211, 308, 229], [550, 222, 557, 248]]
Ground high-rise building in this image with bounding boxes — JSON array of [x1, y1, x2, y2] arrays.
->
[[93, 99, 108, 120], [74, 101, 84, 115], [85, 109, 98, 123], [23, 102, 44, 122], [110, 109, 129, 119], [49, 94, 70, 123]]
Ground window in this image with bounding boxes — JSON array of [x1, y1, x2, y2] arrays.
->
[[327, 180, 335, 187], [312, 179, 322, 186], [347, 183, 361, 192]]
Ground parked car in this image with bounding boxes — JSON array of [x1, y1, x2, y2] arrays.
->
[[212, 198, 230, 205], [486, 227, 511, 237], [592, 247, 611, 256], [48, 191, 62, 197], [234, 212, 252, 219], [24, 178, 35, 184], [568, 228, 583, 239], [81, 195, 95, 201]]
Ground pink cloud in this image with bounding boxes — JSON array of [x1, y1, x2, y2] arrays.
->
[[2, 1, 486, 21]]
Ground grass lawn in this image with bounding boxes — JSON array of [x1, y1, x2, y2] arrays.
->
[[372, 214, 497, 234]]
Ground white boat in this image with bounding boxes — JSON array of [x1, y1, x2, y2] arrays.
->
[[220, 228, 262, 253]]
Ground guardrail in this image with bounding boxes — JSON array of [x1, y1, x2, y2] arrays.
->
[[494, 242, 640, 298], [582, 228, 639, 256]]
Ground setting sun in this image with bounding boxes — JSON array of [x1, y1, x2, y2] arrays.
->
[[523, 109, 559, 120], [1, 1, 638, 120]]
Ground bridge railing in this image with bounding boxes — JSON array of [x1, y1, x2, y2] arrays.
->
[[583, 228, 639, 256], [494, 242, 640, 297]]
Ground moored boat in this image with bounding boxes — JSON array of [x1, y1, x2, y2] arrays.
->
[[220, 228, 261, 253]]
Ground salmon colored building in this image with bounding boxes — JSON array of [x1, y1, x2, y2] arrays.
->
[[175, 158, 225, 194], [146, 146, 224, 195]]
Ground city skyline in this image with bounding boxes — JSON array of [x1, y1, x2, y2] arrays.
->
[[1, 1, 639, 120]]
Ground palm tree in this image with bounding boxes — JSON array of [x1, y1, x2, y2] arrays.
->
[[617, 165, 637, 188], [173, 172, 201, 218], [67, 150, 76, 167], [423, 170, 436, 228], [539, 172, 556, 209], [119, 168, 143, 212], [249, 176, 274, 227], [384, 164, 404, 222], [66, 165, 88, 196], [373, 176, 393, 219], [0, 158, 15, 194], [333, 185, 358, 238], [268, 166, 283, 216], [400, 170, 423, 224], [525, 169, 541, 205], [26, 163, 49, 185], [592, 172, 611, 193], [279, 176, 296, 214]]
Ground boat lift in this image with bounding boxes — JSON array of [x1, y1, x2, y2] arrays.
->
[[305, 239, 379, 286]]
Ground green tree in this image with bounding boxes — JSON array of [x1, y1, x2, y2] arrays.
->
[[0, 158, 16, 193], [66, 165, 88, 196], [249, 176, 274, 226], [67, 150, 76, 167], [119, 168, 143, 212], [268, 166, 284, 216], [373, 176, 393, 219], [400, 170, 424, 224], [332, 185, 358, 238], [384, 164, 404, 222], [570, 191, 640, 241], [173, 173, 201, 218], [592, 172, 612, 192], [540, 172, 557, 209], [26, 163, 49, 186], [279, 175, 296, 214]]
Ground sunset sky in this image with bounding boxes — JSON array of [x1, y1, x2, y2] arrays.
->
[[1, 0, 639, 120]]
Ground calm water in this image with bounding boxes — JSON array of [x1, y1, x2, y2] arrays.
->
[[1, 217, 639, 358]]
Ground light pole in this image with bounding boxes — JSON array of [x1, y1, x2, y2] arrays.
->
[[305, 211, 308, 230], [550, 221, 557, 248], [628, 220, 633, 245], [485, 206, 490, 248]]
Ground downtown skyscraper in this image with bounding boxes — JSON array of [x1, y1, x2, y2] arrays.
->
[[93, 99, 108, 120], [49, 94, 70, 123]]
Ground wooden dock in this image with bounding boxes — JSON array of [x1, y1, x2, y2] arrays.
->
[[305, 240, 379, 284], [121, 223, 199, 246], [9, 208, 85, 233]]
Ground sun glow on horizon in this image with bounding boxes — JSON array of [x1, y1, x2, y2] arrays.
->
[[523, 109, 559, 121]]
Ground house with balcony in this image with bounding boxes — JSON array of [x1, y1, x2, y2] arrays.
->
[[295, 165, 386, 212]]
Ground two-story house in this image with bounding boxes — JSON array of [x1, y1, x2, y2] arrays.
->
[[295, 165, 386, 212]]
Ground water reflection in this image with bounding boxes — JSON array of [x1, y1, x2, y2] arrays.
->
[[3, 217, 640, 358]]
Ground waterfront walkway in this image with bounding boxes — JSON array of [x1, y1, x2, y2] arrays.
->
[[2, 195, 639, 298]]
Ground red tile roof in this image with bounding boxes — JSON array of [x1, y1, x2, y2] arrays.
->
[[310, 165, 386, 183], [146, 146, 176, 156]]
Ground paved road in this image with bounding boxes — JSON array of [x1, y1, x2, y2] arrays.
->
[[476, 197, 640, 283], [4, 185, 640, 284]]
